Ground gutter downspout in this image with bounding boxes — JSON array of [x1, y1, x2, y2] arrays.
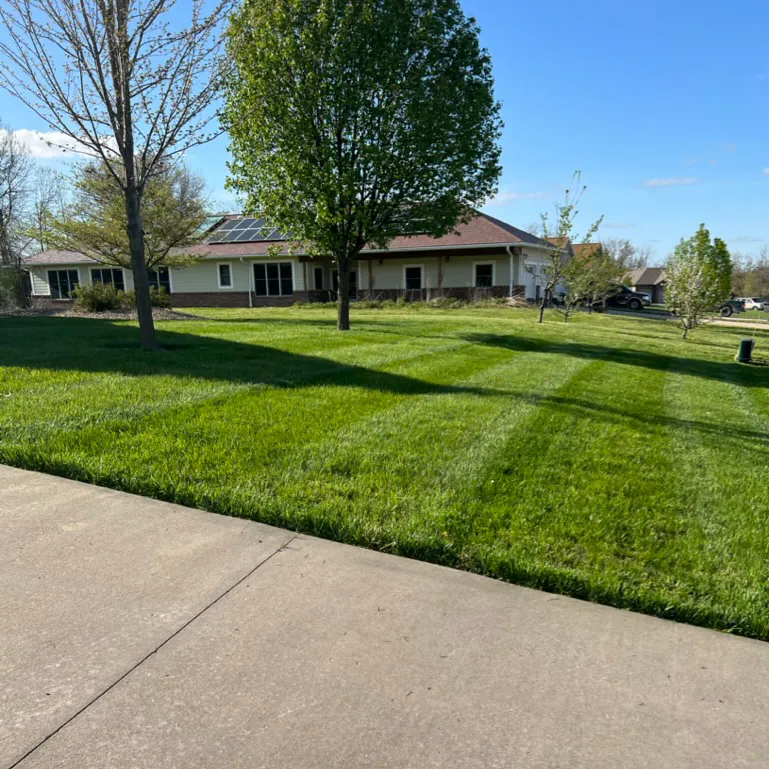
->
[[240, 256, 253, 308]]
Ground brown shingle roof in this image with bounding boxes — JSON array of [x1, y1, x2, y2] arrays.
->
[[572, 242, 602, 258], [24, 212, 551, 264]]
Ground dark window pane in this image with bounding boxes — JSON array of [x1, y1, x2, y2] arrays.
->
[[279, 262, 293, 295], [266, 263, 280, 295], [219, 264, 232, 287], [314, 267, 323, 290], [253, 264, 267, 295], [48, 270, 61, 299], [405, 267, 422, 290], [475, 264, 493, 288], [49, 269, 79, 298], [147, 267, 171, 293], [113, 270, 125, 291]]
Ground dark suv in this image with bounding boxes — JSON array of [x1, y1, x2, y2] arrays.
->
[[717, 299, 744, 317], [596, 285, 651, 312]]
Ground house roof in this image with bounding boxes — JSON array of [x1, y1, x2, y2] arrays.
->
[[628, 267, 666, 286], [22, 250, 98, 266], [23, 212, 553, 265], [572, 242, 601, 258]]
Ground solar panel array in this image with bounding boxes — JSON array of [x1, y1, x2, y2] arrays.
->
[[208, 217, 289, 244]]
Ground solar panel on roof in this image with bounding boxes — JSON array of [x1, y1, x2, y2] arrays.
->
[[233, 219, 255, 231], [215, 220, 239, 232]]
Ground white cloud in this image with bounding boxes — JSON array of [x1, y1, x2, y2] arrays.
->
[[729, 235, 766, 244], [643, 177, 699, 188], [486, 190, 546, 206], [763, 168, 769, 176], [0, 128, 83, 158], [14, 129, 82, 157]]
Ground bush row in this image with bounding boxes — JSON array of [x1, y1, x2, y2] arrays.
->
[[71, 281, 170, 313]]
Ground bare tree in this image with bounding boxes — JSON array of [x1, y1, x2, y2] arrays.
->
[[601, 238, 650, 274], [28, 167, 67, 254], [0, 0, 231, 349], [537, 172, 603, 323], [0, 122, 32, 267]]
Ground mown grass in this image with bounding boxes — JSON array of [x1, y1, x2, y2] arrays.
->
[[1, 306, 767, 639]]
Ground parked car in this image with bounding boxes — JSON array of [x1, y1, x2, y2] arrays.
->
[[595, 285, 652, 312], [741, 297, 769, 311], [718, 299, 745, 317]]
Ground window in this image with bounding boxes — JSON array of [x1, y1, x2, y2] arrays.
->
[[217, 263, 233, 289], [90, 267, 125, 291], [253, 262, 293, 296], [404, 265, 423, 291], [147, 266, 171, 293], [48, 269, 80, 299], [314, 267, 324, 290], [474, 263, 494, 288]]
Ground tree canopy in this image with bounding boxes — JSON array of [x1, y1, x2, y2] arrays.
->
[[665, 224, 732, 338], [222, 0, 502, 329], [42, 162, 210, 270]]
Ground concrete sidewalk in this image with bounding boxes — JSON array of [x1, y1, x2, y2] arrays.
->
[[1, 465, 766, 769]]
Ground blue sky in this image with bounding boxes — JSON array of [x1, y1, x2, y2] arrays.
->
[[1, 0, 766, 261]]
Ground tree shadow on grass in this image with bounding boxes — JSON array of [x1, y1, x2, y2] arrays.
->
[[501, 390, 768, 453], [0, 316, 488, 396], [463, 333, 769, 389]]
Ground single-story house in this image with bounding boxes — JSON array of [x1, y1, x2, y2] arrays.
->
[[24, 212, 564, 308], [628, 267, 665, 304]]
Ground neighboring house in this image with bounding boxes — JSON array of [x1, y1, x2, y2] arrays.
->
[[24, 212, 563, 307], [628, 267, 666, 304]]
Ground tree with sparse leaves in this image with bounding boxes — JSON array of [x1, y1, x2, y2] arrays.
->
[[537, 172, 603, 323], [222, 0, 502, 330], [558, 245, 623, 321], [43, 161, 210, 270], [0, 0, 231, 350], [665, 224, 732, 338]]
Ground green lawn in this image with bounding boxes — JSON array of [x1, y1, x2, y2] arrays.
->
[[1, 306, 767, 639]]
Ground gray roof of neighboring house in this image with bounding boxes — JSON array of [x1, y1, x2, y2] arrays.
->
[[22, 250, 97, 266], [23, 212, 554, 265], [629, 267, 666, 286]]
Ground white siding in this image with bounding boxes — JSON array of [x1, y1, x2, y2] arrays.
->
[[29, 267, 50, 296], [365, 253, 513, 292], [169, 257, 304, 293]]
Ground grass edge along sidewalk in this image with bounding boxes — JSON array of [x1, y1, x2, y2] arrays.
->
[[0, 306, 766, 639]]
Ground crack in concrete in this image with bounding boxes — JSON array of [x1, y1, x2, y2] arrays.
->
[[6, 535, 297, 769]]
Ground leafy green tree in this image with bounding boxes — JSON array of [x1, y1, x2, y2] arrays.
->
[[222, 0, 502, 330], [43, 162, 210, 271], [665, 224, 733, 338]]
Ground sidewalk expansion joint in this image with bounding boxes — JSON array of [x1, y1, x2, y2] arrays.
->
[[6, 534, 297, 769]]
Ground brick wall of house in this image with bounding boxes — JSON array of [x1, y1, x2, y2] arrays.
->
[[358, 286, 524, 301], [170, 291, 309, 308]]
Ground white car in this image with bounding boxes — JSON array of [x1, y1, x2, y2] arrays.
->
[[741, 297, 768, 311]]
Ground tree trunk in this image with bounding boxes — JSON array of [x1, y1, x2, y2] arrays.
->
[[124, 183, 158, 351], [537, 289, 547, 323], [336, 256, 350, 331]]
